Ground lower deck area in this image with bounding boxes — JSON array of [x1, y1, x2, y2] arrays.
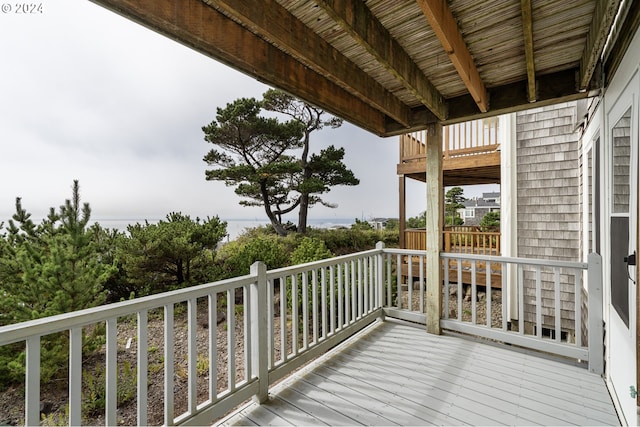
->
[[219, 319, 619, 426]]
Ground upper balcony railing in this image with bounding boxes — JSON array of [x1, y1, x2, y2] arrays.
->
[[399, 117, 500, 165], [0, 245, 603, 426], [404, 226, 500, 255]]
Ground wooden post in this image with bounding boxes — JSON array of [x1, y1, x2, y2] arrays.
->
[[399, 175, 406, 248], [426, 123, 443, 334]]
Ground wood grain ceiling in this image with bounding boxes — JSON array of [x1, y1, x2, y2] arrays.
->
[[90, 0, 638, 137]]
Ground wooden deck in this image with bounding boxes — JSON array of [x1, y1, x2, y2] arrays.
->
[[218, 319, 618, 426]]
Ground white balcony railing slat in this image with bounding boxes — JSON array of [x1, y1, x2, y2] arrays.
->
[[137, 310, 149, 426], [69, 326, 82, 426]]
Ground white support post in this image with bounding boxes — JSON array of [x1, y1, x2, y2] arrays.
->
[[250, 261, 269, 403], [587, 252, 604, 374], [426, 122, 443, 334], [376, 241, 386, 320]]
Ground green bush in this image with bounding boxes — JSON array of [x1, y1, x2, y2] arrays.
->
[[217, 235, 289, 278]]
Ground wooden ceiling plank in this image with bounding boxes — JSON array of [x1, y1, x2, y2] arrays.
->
[[89, 0, 389, 135], [520, 0, 536, 102], [579, 0, 623, 91], [315, 0, 448, 121], [208, 0, 412, 127], [416, 0, 489, 113]]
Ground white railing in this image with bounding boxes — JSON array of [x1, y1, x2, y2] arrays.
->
[[440, 252, 603, 373], [0, 245, 603, 426], [0, 245, 387, 426]]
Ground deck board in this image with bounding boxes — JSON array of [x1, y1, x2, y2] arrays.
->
[[217, 319, 619, 426]]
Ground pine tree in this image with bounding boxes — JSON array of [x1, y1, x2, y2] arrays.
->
[[0, 181, 116, 385]]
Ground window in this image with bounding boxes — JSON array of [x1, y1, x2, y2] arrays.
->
[[464, 209, 474, 218]]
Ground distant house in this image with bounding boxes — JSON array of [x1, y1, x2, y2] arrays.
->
[[367, 217, 397, 230], [457, 192, 500, 226]]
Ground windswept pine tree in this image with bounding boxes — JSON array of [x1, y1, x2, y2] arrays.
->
[[203, 89, 359, 235], [0, 181, 116, 385]]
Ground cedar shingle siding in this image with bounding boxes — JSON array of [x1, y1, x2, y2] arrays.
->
[[516, 102, 581, 337]]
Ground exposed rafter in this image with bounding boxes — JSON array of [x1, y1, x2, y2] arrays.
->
[[520, 0, 536, 102], [579, 0, 623, 90], [314, 0, 448, 121], [416, 0, 489, 113], [89, 0, 389, 135], [207, 0, 412, 127]]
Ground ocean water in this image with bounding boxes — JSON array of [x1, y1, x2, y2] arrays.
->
[[91, 217, 355, 241]]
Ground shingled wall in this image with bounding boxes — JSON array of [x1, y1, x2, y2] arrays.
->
[[516, 101, 582, 338]]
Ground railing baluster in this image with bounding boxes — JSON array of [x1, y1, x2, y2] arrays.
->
[[138, 310, 148, 425], [502, 262, 508, 331], [535, 267, 542, 339], [369, 255, 375, 311], [106, 317, 117, 426], [164, 304, 174, 425], [292, 274, 298, 354], [344, 263, 350, 324], [69, 327, 82, 426], [267, 280, 274, 368], [363, 257, 369, 313], [554, 269, 561, 342], [486, 262, 492, 328], [243, 285, 250, 381], [471, 261, 477, 324], [209, 293, 218, 400], [321, 268, 327, 339], [25, 336, 40, 427], [457, 259, 462, 321], [407, 255, 413, 311], [330, 265, 335, 334], [302, 271, 309, 349], [518, 265, 524, 334], [337, 264, 343, 330], [188, 298, 197, 414], [312, 269, 319, 343], [575, 269, 582, 347], [280, 275, 287, 362], [444, 258, 450, 319], [396, 254, 402, 309], [351, 260, 357, 322], [357, 258, 363, 317], [386, 254, 391, 309], [418, 255, 424, 313], [227, 289, 236, 391]]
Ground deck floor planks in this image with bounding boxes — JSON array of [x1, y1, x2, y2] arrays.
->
[[360, 325, 618, 424], [354, 326, 616, 413], [217, 320, 619, 426], [300, 370, 455, 425], [335, 335, 615, 424]]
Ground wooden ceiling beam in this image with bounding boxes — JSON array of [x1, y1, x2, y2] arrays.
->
[[520, 0, 536, 103], [89, 0, 392, 136], [442, 69, 597, 124], [315, 0, 448, 121], [207, 0, 412, 127], [579, 0, 623, 91], [416, 0, 489, 113]]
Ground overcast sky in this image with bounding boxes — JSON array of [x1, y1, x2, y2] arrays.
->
[[0, 1, 492, 225]]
